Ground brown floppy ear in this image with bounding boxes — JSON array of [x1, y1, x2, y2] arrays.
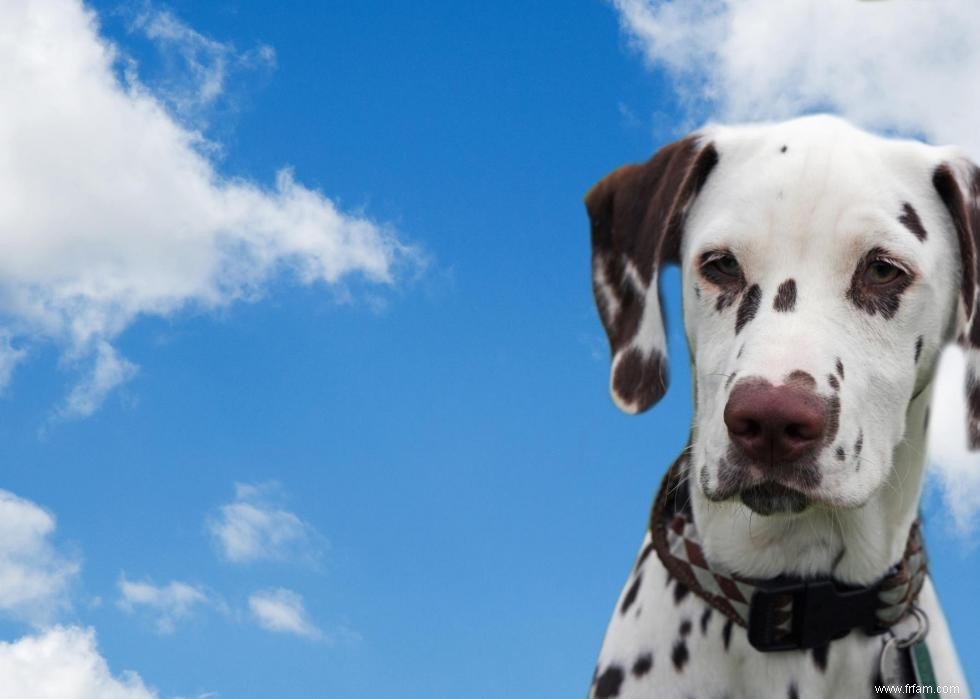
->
[[932, 158, 980, 449], [585, 135, 718, 414]]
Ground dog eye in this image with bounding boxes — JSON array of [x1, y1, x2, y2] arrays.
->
[[864, 258, 905, 286], [701, 253, 743, 281]]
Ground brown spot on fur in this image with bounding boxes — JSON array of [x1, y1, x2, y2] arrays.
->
[[773, 279, 797, 312], [933, 164, 977, 325], [899, 201, 928, 241], [612, 348, 667, 412], [825, 394, 841, 446], [785, 370, 816, 389], [620, 574, 642, 615], [735, 284, 762, 334]]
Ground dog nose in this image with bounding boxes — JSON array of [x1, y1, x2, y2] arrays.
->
[[724, 380, 827, 464]]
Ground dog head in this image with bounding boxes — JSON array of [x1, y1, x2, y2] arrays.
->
[[586, 115, 979, 516]]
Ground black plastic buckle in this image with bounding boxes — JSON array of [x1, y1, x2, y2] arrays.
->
[[747, 578, 881, 652]]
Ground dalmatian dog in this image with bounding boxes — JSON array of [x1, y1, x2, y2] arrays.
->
[[585, 115, 976, 699]]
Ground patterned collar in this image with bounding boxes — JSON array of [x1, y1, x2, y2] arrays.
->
[[649, 456, 928, 652]]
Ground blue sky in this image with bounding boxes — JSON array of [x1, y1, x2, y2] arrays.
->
[[0, 1, 976, 697]]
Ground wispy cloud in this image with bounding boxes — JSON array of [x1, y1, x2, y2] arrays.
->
[[611, 0, 980, 527], [0, 490, 80, 626], [0, 626, 156, 699], [208, 483, 320, 564], [248, 588, 321, 640], [0, 0, 421, 417], [128, 7, 276, 122], [116, 576, 212, 635]]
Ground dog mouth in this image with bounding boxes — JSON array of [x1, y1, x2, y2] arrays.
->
[[739, 482, 810, 516]]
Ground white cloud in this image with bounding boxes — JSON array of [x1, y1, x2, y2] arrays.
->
[[611, 0, 980, 151], [248, 588, 321, 640], [0, 0, 418, 416], [116, 576, 211, 634], [208, 482, 319, 564], [611, 0, 980, 527], [930, 347, 980, 534], [0, 626, 156, 699], [0, 490, 79, 625]]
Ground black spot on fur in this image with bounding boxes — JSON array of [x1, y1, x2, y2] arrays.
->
[[725, 372, 738, 389], [811, 644, 829, 672], [788, 683, 800, 699], [924, 408, 931, 431], [828, 374, 840, 391], [835, 446, 845, 461], [621, 574, 642, 615], [671, 641, 689, 672], [595, 665, 625, 698], [679, 619, 692, 637], [915, 336, 924, 362], [612, 348, 667, 412], [735, 284, 762, 334], [835, 358, 844, 379], [899, 201, 928, 242], [722, 619, 734, 651], [673, 580, 690, 605], [737, 344, 745, 359], [632, 653, 653, 678], [773, 279, 797, 312], [780, 145, 788, 153], [700, 608, 712, 634]]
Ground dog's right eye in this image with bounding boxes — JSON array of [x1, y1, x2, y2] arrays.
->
[[701, 252, 743, 283]]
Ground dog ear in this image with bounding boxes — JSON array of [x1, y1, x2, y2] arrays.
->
[[585, 135, 718, 414], [932, 158, 980, 449]]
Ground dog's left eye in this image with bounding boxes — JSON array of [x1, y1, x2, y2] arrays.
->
[[864, 258, 906, 286], [701, 252, 743, 282]]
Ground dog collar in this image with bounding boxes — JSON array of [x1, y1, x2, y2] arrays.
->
[[649, 456, 928, 652]]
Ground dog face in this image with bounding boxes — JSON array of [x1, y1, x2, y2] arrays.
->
[[586, 115, 980, 516]]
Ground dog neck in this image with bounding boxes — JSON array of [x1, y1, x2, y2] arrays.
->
[[689, 384, 933, 587]]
